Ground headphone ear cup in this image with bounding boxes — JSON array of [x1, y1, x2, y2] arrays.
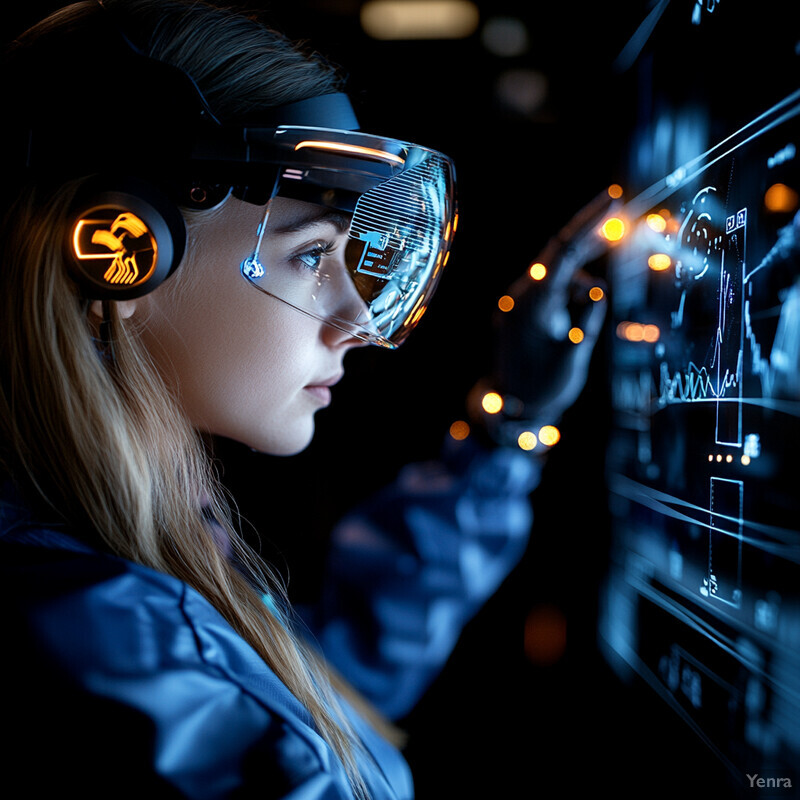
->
[[68, 177, 187, 300]]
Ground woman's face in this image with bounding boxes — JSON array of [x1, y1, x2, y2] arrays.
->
[[134, 196, 366, 455]]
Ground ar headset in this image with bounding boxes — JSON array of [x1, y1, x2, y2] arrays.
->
[[8, 3, 457, 349]]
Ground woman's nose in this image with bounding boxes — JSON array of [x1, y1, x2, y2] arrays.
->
[[320, 321, 369, 350], [319, 257, 374, 346]]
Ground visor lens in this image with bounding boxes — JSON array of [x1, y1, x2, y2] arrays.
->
[[240, 128, 456, 347]]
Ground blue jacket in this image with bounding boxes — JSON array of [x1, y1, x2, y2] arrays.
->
[[0, 438, 539, 798]]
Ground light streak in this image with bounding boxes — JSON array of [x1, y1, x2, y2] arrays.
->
[[609, 473, 800, 556], [614, 90, 800, 219]]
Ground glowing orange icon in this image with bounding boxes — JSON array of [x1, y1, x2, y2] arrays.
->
[[72, 212, 157, 287]]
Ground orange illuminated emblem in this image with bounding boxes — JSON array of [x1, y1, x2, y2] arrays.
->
[[72, 212, 157, 286]]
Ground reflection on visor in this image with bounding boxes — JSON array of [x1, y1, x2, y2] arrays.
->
[[347, 153, 450, 341], [240, 127, 456, 348]]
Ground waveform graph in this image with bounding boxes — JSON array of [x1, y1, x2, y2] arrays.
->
[[743, 210, 800, 401], [657, 194, 745, 447], [601, 36, 800, 789], [715, 211, 746, 446]]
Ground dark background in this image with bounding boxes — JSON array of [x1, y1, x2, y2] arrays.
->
[[5, 1, 798, 797]]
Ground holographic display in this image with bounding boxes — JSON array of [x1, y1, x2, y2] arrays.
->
[[599, 6, 800, 794]]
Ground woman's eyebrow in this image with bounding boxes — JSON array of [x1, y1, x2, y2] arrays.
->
[[271, 209, 351, 234]]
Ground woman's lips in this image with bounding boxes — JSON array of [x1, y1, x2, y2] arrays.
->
[[303, 372, 342, 406], [303, 385, 332, 405]]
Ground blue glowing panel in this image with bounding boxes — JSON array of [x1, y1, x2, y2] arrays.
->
[[600, 73, 800, 797]]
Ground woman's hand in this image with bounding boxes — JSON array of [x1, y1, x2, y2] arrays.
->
[[473, 190, 619, 442]]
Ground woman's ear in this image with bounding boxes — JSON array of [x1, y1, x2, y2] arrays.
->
[[89, 299, 138, 320]]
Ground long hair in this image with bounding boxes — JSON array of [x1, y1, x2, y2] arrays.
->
[[0, 2, 388, 796]]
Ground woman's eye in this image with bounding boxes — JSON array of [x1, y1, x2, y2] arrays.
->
[[291, 243, 333, 272], [294, 250, 322, 270]]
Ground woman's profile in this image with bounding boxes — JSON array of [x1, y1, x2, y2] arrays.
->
[[0, 1, 608, 796]]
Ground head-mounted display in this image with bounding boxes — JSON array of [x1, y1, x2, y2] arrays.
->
[[7, 4, 457, 347]]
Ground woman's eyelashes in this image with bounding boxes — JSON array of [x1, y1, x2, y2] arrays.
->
[[290, 240, 337, 274]]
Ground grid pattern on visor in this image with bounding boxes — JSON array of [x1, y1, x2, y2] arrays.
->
[[350, 154, 448, 257], [345, 153, 451, 345]]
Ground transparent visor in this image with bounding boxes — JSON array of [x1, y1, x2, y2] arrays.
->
[[239, 127, 457, 348]]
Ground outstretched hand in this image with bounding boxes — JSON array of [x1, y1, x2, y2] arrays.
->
[[473, 190, 620, 443]]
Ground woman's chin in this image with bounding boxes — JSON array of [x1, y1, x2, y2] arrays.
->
[[246, 422, 316, 457]]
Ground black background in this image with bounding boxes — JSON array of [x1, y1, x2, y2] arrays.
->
[[5, 1, 798, 797]]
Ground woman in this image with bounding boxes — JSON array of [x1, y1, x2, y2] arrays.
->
[[0, 0, 606, 796]]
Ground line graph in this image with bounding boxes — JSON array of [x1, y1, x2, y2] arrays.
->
[[601, 7, 800, 784], [657, 196, 745, 445]]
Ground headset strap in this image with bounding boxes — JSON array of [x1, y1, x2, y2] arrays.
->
[[249, 93, 360, 131]]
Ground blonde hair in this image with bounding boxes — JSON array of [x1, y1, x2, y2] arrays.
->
[[0, 1, 393, 796]]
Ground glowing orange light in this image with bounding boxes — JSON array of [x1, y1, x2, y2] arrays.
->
[[629, 323, 644, 340], [648, 253, 671, 271], [726, 454, 733, 463], [616, 321, 659, 342], [608, 184, 623, 199], [764, 182, 799, 213], [517, 431, 537, 451], [498, 294, 515, 312], [741, 455, 751, 466], [453, 212, 459, 232], [645, 213, 667, 233], [409, 305, 427, 326], [601, 216, 626, 242], [568, 327, 584, 344], [403, 294, 427, 327], [538, 425, 560, 446], [623, 323, 643, 341], [643, 324, 660, 343], [529, 262, 547, 281], [481, 392, 504, 414], [524, 604, 567, 666], [449, 420, 470, 440], [361, 0, 480, 40], [589, 286, 604, 302], [294, 140, 405, 165]]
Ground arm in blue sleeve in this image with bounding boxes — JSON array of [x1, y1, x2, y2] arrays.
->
[[300, 436, 542, 720]]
